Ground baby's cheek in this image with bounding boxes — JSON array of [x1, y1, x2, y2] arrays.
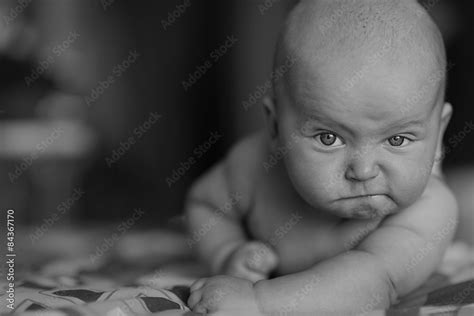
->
[[303, 158, 341, 192], [287, 156, 340, 202], [392, 168, 430, 207]]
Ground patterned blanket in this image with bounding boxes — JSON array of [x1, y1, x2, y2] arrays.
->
[[1, 227, 473, 315]]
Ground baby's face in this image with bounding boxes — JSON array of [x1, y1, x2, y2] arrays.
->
[[276, 58, 445, 219]]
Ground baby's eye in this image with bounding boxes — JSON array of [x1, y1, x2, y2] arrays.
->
[[387, 135, 410, 147], [315, 132, 344, 147]]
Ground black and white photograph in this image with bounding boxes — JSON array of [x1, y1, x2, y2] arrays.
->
[[0, 0, 473, 315]]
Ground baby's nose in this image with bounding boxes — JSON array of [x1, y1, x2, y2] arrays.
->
[[344, 152, 380, 182]]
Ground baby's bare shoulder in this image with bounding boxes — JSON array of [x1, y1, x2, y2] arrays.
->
[[187, 130, 268, 215], [224, 130, 269, 209], [225, 130, 268, 175]]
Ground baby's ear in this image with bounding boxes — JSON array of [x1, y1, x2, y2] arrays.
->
[[262, 95, 278, 140], [435, 102, 453, 161]]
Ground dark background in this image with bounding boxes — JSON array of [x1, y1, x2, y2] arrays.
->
[[0, 0, 472, 227]]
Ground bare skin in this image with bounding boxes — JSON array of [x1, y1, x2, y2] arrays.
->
[[185, 0, 458, 314], [186, 130, 457, 315]]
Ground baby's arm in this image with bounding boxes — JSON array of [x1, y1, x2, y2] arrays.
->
[[185, 134, 278, 280], [185, 161, 247, 273], [254, 176, 458, 314]]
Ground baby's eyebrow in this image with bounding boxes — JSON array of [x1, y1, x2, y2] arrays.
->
[[300, 114, 427, 135], [385, 118, 426, 131], [300, 114, 351, 133]]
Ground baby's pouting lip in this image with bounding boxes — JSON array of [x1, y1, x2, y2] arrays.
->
[[334, 194, 395, 218], [338, 194, 387, 200]]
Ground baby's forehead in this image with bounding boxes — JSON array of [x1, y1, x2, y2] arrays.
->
[[282, 56, 442, 126], [291, 51, 439, 101]]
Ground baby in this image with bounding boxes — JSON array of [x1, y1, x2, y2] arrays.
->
[[185, 0, 458, 314]]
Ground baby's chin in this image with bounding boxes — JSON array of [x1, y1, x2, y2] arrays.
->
[[325, 194, 399, 219]]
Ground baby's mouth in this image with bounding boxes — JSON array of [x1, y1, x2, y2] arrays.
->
[[339, 194, 386, 200], [334, 194, 396, 218]]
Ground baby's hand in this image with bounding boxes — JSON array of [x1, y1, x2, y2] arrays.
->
[[222, 241, 278, 283]]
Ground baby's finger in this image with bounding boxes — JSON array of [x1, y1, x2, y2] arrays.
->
[[190, 278, 207, 292], [232, 266, 267, 283], [246, 248, 278, 273], [260, 248, 279, 270], [187, 288, 203, 309], [245, 270, 267, 283], [193, 302, 208, 315]]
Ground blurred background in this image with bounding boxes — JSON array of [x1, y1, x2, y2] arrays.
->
[[0, 0, 472, 237]]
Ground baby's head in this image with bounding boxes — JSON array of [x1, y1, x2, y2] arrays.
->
[[264, 0, 452, 219]]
